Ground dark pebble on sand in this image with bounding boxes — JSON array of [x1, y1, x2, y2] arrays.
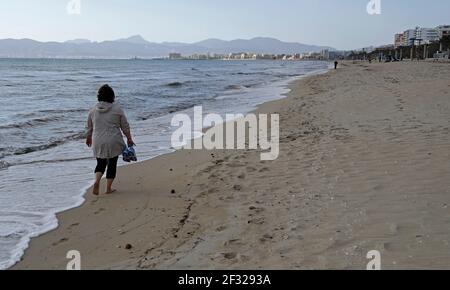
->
[[171, 189, 176, 194], [125, 244, 133, 250]]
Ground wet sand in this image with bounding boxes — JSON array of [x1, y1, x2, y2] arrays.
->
[[14, 61, 450, 270]]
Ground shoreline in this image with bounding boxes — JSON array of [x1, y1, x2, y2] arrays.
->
[[14, 61, 450, 269]]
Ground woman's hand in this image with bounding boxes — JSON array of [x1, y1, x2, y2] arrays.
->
[[127, 137, 135, 147], [86, 136, 92, 148]]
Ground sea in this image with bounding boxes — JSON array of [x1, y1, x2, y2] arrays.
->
[[0, 58, 330, 269]]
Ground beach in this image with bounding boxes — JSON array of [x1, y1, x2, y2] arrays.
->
[[13, 60, 450, 270], [0, 59, 328, 269]]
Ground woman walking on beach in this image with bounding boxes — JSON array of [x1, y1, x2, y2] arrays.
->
[[86, 84, 135, 195]]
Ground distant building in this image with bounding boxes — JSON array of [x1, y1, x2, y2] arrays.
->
[[320, 49, 330, 60], [181, 51, 317, 61], [437, 25, 450, 39], [416, 27, 439, 44], [168, 53, 182, 59], [328, 50, 348, 60], [395, 33, 404, 48], [256, 54, 275, 60], [403, 29, 417, 46], [398, 27, 441, 46]]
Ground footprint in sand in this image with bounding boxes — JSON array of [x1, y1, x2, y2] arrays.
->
[[383, 242, 394, 251], [223, 252, 237, 260], [94, 208, 106, 215], [263, 234, 274, 240], [67, 223, 80, 230], [208, 173, 218, 180], [52, 237, 69, 246], [223, 239, 243, 247], [249, 206, 265, 213], [248, 217, 265, 225], [208, 188, 218, 194], [216, 225, 227, 232], [233, 184, 242, 191], [237, 254, 251, 262]]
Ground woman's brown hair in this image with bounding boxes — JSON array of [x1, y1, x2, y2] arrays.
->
[[97, 84, 115, 103]]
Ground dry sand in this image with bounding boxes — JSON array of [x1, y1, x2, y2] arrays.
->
[[14, 61, 450, 270]]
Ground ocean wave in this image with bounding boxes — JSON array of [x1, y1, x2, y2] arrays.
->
[[232, 71, 272, 76], [1, 109, 87, 130], [166, 81, 184, 87], [137, 113, 159, 121], [13, 142, 63, 156], [137, 103, 197, 120], [11, 156, 92, 167], [0, 232, 23, 240], [0, 116, 64, 130], [0, 161, 9, 169], [165, 80, 200, 88], [244, 83, 260, 88], [225, 85, 244, 90], [14, 108, 86, 119], [165, 103, 197, 114], [0, 211, 60, 270], [11, 132, 85, 156], [0, 210, 49, 219], [38, 108, 87, 114], [9, 75, 35, 78], [275, 73, 303, 78], [225, 83, 260, 90]]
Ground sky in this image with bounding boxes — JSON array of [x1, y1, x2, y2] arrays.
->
[[0, 0, 449, 50]]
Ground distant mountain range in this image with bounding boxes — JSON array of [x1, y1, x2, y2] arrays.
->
[[0, 35, 334, 59]]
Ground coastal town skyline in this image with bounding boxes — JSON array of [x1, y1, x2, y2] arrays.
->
[[1, 23, 448, 60]]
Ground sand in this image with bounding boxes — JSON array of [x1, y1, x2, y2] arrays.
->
[[13, 61, 450, 270]]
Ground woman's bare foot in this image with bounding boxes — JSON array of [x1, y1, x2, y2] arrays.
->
[[105, 179, 115, 195], [105, 189, 116, 195], [93, 182, 100, 196]]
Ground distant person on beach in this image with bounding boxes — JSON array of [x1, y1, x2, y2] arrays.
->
[[86, 84, 135, 195], [334, 61, 338, 69]]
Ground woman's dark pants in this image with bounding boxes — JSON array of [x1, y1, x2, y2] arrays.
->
[[95, 156, 119, 179]]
